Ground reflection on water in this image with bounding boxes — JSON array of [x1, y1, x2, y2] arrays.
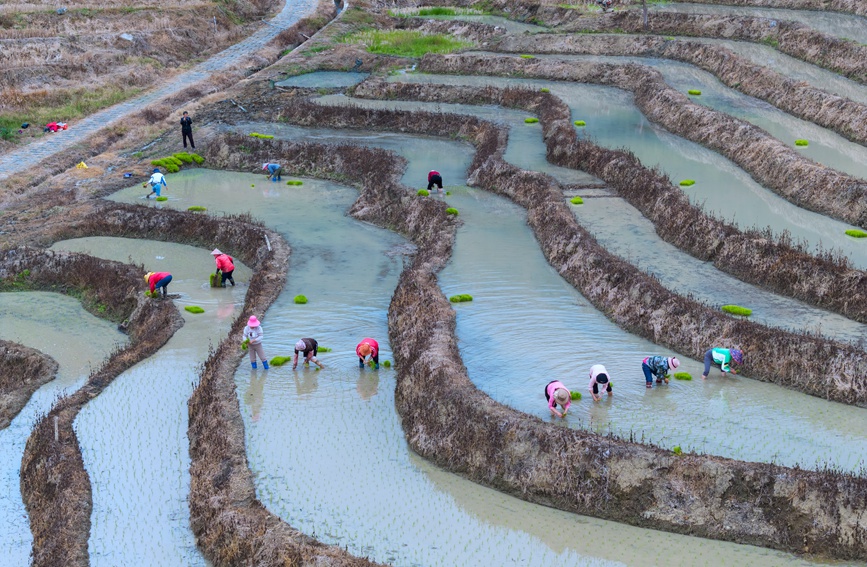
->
[[0, 292, 123, 564]]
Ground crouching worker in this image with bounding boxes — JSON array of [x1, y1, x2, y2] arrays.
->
[[642, 355, 680, 388], [263, 162, 282, 182], [427, 170, 443, 193], [545, 380, 571, 418], [589, 364, 612, 402], [356, 338, 379, 369], [293, 338, 324, 370], [144, 271, 172, 298], [243, 316, 268, 369], [210, 248, 235, 287], [701, 347, 743, 380]]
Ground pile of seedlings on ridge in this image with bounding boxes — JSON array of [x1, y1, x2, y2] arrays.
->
[[350, 75, 867, 325], [0, 340, 58, 430]]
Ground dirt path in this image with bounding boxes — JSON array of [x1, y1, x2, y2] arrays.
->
[[0, 0, 319, 182]]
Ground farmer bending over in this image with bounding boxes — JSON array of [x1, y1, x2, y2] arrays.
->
[[293, 338, 324, 370], [589, 364, 613, 402]]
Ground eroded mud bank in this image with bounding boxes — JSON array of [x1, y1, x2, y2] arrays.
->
[[617, 0, 867, 18], [0, 341, 58, 430]]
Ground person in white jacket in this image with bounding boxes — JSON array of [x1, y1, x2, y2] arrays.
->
[[145, 168, 168, 199], [243, 315, 268, 370], [588, 364, 612, 402]]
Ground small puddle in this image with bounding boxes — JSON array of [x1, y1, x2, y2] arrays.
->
[[275, 71, 369, 88], [0, 292, 123, 564]]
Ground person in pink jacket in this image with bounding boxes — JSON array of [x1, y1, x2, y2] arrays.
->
[[545, 380, 571, 418], [144, 271, 172, 298], [588, 364, 613, 402], [356, 338, 379, 369], [210, 248, 235, 287]]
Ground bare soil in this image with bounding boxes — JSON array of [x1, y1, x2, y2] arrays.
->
[[0, 340, 58, 430]]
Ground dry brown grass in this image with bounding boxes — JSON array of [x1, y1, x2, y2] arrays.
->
[[0, 340, 58, 430]]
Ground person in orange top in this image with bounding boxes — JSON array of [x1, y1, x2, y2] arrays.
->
[[144, 271, 172, 298], [210, 248, 235, 287], [356, 338, 379, 369]]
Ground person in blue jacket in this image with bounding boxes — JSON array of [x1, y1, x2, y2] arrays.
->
[[262, 162, 282, 182], [642, 355, 680, 388]]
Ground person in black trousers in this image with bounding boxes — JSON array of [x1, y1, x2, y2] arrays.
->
[[181, 111, 195, 149]]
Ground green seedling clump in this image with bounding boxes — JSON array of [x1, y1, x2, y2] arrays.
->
[[674, 372, 692, 381], [294, 294, 308, 304], [417, 189, 430, 196], [188, 206, 207, 212], [722, 304, 752, 316], [845, 229, 867, 238], [241, 338, 250, 351], [209, 273, 219, 287], [144, 290, 157, 298], [688, 89, 702, 95], [574, 120, 586, 126], [540, 87, 550, 93], [270, 355, 293, 366], [673, 445, 683, 455], [286, 180, 303, 185], [795, 139, 809, 147], [155, 196, 168, 201], [249, 132, 275, 139], [251, 184, 255, 187], [318, 346, 333, 352], [520, 54, 535, 59], [446, 207, 459, 215], [383, 360, 392, 368], [445, 191, 451, 195], [570, 391, 582, 400], [679, 179, 696, 186], [449, 293, 473, 303], [184, 305, 205, 314], [524, 117, 539, 124], [570, 196, 584, 205]]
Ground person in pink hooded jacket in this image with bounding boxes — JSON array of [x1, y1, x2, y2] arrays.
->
[[588, 364, 613, 402], [356, 338, 379, 369], [210, 248, 235, 287]]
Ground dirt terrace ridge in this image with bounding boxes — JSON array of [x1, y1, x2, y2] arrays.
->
[[617, 0, 867, 17], [0, 340, 58, 430]]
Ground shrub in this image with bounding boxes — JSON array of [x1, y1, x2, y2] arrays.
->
[[449, 293, 473, 302], [679, 179, 695, 186], [294, 295, 308, 304], [688, 89, 702, 96], [184, 305, 205, 314], [570, 391, 582, 400], [845, 229, 867, 238], [446, 207, 459, 215], [721, 304, 752, 316], [286, 180, 303, 185], [383, 360, 392, 368], [188, 206, 207, 212], [674, 372, 692, 381], [574, 120, 586, 126], [155, 196, 168, 201], [524, 117, 539, 124], [417, 189, 430, 196], [270, 355, 293, 366], [795, 139, 809, 147], [570, 196, 583, 205]]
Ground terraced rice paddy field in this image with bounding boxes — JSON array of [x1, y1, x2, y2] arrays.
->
[[2, 0, 867, 565]]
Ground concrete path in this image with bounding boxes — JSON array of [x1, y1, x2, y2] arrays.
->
[[0, 0, 320, 181]]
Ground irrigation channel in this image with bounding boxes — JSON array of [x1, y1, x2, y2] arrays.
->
[[0, 293, 123, 564], [43, 239, 250, 565], [105, 108, 862, 563]]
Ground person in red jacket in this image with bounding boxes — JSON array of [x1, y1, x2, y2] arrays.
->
[[427, 170, 443, 193], [356, 338, 379, 369], [144, 271, 173, 298], [210, 248, 235, 287]]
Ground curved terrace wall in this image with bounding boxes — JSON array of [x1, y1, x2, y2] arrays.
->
[[0, 340, 58, 430], [617, 0, 867, 18]]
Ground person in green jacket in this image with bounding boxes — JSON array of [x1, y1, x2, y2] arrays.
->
[[701, 347, 743, 379]]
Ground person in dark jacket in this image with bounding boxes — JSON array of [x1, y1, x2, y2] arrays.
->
[[293, 338, 325, 370], [180, 111, 195, 149], [427, 170, 443, 193], [642, 355, 680, 388]]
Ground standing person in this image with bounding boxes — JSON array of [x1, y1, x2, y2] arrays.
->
[[427, 170, 443, 193], [356, 338, 379, 369], [262, 162, 282, 182], [243, 316, 269, 370], [642, 355, 680, 388], [144, 271, 173, 298], [701, 347, 743, 380], [293, 338, 324, 370], [545, 380, 571, 418], [588, 364, 613, 402], [180, 111, 195, 149], [145, 168, 167, 199], [210, 248, 235, 287]]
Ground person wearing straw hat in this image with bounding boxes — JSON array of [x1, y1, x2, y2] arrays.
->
[[145, 168, 167, 199], [701, 347, 743, 380], [144, 271, 172, 298], [262, 162, 282, 182], [356, 338, 379, 369], [589, 364, 613, 402], [642, 355, 680, 388], [210, 248, 235, 287], [293, 337, 324, 370], [243, 315, 269, 370], [545, 380, 572, 418]]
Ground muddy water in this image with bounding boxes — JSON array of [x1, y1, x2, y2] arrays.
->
[[650, 2, 867, 45], [376, 73, 867, 268], [48, 237, 250, 567], [0, 292, 123, 565], [112, 167, 851, 566], [275, 71, 370, 88], [440, 187, 867, 472]]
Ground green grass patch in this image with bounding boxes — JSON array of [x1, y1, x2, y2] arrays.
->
[[184, 305, 205, 314], [524, 117, 539, 124], [688, 89, 702, 96], [270, 355, 293, 366], [679, 179, 695, 186], [574, 120, 586, 126], [249, 132, 275, 139], [449, 293, 473, 303], [418, 6, 457, 15], [721, 304, 752, 316], [673, 372, 692, 381], [417, 189, 430, 196], [341, 29, 473, 57], [294, 294, 308, 304], [286, 180, 303, 185], [570, 391, 582, 400], [570, 196, 584, 205], [795, 139, 809, 146], [188, 206, 207, 212], [845, 229, 867, 238], [155, 196, 168, 202], [446, 207, 459, 215]]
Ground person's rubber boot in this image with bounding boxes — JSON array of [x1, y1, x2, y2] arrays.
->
[[251, 361, 257, 369], [263, 360, 269, 370], [374, 363, 379, 370], [359, 359, 365, 369]]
